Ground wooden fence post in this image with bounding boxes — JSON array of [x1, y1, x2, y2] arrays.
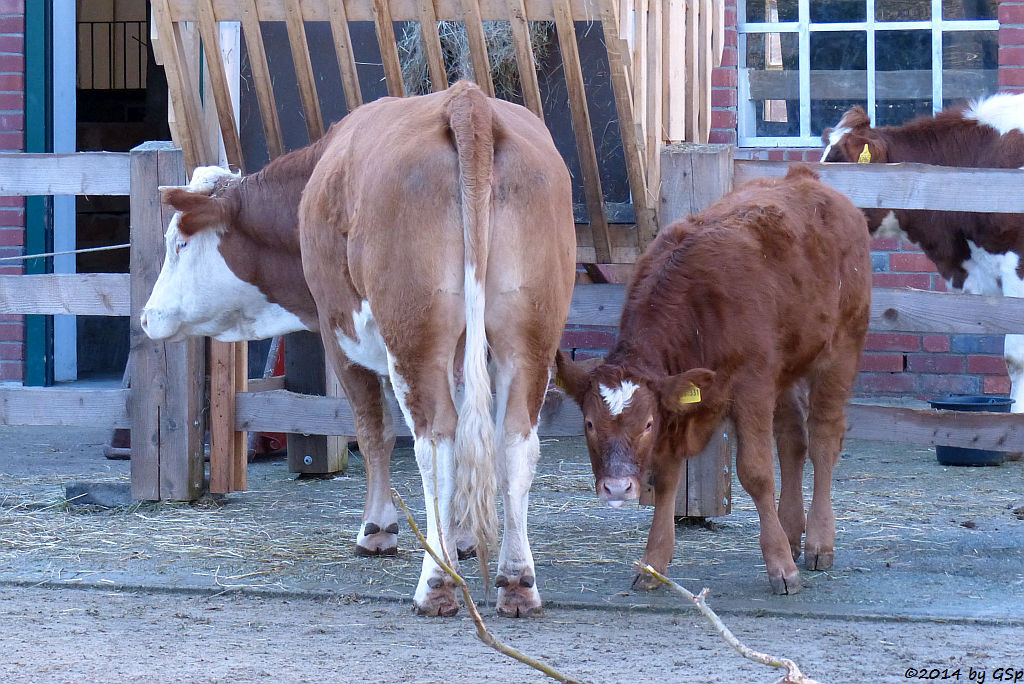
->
[[284, 331, 347, 475], [649, 142, 735, 517], [129, 142, 206, 501]]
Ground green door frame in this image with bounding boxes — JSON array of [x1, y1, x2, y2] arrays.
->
[[24, 2, 53, 386]]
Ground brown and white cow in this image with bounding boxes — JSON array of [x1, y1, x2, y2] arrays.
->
[[556, 166, 871, 594], [822, 93, 1024, 410], [141, 81, 577, 617]]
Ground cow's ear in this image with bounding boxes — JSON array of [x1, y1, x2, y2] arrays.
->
[[161, 188, 234, 237], [554, 350, 600, 405], [657, 368, 716, 415]]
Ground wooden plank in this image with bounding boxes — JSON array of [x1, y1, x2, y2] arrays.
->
[[566, 283, 625, 327], [414, 0, 449, 91], [284, 331, 347, 473], [870, 288, 1024, 336], [683, 0, 698, 142], [847, 404, 1024, 452], [248, 375, 286, 392], [683, 420, 731, 517], [733, 161, 1024, 214], [660, 142, 733, 222], [0, 388, 129, 428], [644, 0, 661, 194], [462, 0, 495, 96], [0, 274, 129, 316], [238, 0, 285, 159], [233, 342, 249, 490], [196, 0, 246, 172], [552, 0, 611, 262], [209, 341, 238, 494], [697, 0, 711, 143], [663, 0, 685, 143], [0, 152, 130, 196], [373, 0, 407, 97], [747, 68, 997, 102], [165, 0, 611, 23], [710, 0, 723, 67], [505, 0, 543, 119], [329, 0, 366, 110], [284, 0, 325, 141], [631, 0, 646, 137]]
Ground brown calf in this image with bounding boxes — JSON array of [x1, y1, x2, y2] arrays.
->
[[556, 166, 871, 594]]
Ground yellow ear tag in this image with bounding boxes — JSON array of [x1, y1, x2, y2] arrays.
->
[[679, 383, 702, 405], [857, 144, 872, 163]]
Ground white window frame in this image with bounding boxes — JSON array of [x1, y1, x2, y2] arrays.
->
[[737, 0, 999, 147]]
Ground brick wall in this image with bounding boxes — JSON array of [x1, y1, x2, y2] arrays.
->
[[564, 0, 1018, 401], [0, 0, 23, 383]]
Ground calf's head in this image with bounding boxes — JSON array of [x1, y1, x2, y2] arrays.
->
[[141, 166, 306, 342], [555, 351, 719, 508]]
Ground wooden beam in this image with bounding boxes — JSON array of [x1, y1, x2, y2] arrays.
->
[[660, 142, 733, 222], [697, 0, 712, 143], [373, 0, 407, 96], [238, 0, 285, 159], [847, 404, 1024, 452], [734, 161, 1024, 214], [284, 331, 347, 474], [415, 0, 449, 91], [505, 0, 542, 119], [684, 0, 698, 142], [329, 0, 366, 110], [0, 274, 129, 316], [644, 0, 662, 196], [195, 0, 246, 172], [462, 0, 495, 96], [283, 0, 325, 141], [210, 341, 239, 494], [663, 0, 685, 143], [552, 0, 611, 262], [0, 388, 129, 428], [0, 152, 130, 195], [870, 288, 1024, 335], [746, 68, 997, 102]]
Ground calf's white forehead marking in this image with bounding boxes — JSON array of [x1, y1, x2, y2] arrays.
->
[[335, 301, 390, 376], [186, 165, 239, 193], [599, 381, 639, 416], [820, 124, 851, 162]]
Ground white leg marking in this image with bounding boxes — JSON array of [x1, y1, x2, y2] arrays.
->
[[497, 428, 541, 582], [1000, 253, 1024, 413], [412, 435, 458, 607]]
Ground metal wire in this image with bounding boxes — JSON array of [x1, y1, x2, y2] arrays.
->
[[0, 243, 131, 262]]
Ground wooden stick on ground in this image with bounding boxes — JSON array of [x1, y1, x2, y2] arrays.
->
[[634, 563, 822, 684], [391, 488, 580, 684]]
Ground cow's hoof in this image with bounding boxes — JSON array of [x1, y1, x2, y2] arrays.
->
[[495, 575, 542, 617], [769, 570, 802, 595], [804, 547, 834, 571], [413, 577, 460, 617], [354, 522, 399, 557], [631, 571, 662, 592], [790, 544, 803, 562]]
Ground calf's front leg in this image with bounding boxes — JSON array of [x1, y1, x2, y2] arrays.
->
[[633, 451, 685, 591]]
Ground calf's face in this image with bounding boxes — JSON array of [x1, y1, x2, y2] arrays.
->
[[555, 351, 717, 508], [140, 166, 306, 342]]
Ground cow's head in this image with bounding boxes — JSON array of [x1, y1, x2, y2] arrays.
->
[[820, 106, 890, 164], [140, 166, 307, 342], [555, 351, 720, 508]]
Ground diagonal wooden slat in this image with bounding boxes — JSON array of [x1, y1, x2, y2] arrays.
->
[[461, 0, 495, 96], [415, 0, 449, 90], [505, 0, 543, 119], [238, 0, 285, 159], [373, 0, 407, 96], [328, 0, 365, 111], [644, 0, 662, 207], [196, 0, 245, 172], [284, 0, 326, 141]]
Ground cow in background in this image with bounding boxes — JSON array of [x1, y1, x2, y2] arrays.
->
[[556, 167, 871, 594], [822, 92, 1024, 410], [142, 82, 577, 617]]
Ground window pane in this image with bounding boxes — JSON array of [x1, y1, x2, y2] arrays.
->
[[876, 0, 930, 21], [744, 32, 800, 136], [744, 0, 797, 23], [942, 30, 998, 107], [810, 0, 865, 23], [810, 31, 866, 135], [876, 30, 932, 126], [942, 0, 997, 20]]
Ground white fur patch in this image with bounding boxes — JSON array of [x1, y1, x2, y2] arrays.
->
[[961, 240, 1006, 296], [599, 381, 639, 416], [335, 301, 390, 375], [965, 92, 1024, 136], [820, 125, 851, 162]]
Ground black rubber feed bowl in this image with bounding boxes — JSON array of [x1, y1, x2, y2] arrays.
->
[[928, 395, 1013, 466]]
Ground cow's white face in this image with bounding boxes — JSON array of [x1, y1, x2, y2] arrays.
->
[[140, 166, 308, 342]]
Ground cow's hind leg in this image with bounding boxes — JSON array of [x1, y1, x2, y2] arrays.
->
[[734, 393, 802, 595], [774, 382, 809, 561]]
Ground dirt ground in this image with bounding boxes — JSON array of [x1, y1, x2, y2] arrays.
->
[[1, 425, 1023, 683]]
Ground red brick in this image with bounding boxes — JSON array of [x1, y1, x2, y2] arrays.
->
[[712, 68, 737, 87], [710, 87, 737, 107], [720, 45, 737, 67], [889, 252, 938, 273], [0, 322, 22, 342], [984, 375, 1012, 395], [871, 273, 932, 289], [855, 372, 916, 395], [0, 33, 21, 52], [0, 0, 24, 14], [784, 150, 808, 161], [0, 112, 21, 129], [932, 277, 950, 292], [0, 313, 22, 323], [0, 17, 23, 34], [906, 354, 965, 374], [0, 207, 25, 222], [0, 362, 22, 382], [0, 130, 21, 151], [0, 53, 22, 73], [0, 73, 23, 91], [1000, 68, 1024, 87], [870, 237, 899, 251], [711, 109, 737, 129], [0, 230, 21, 246], [999, 3, 1024, 24], [0, 196, 23, 207], [0, 342, 22, 360], [1001, 47, 1024, 67], [0, 91, 20, 110], [708, 130, 737, 144], [768, 150, 785, 161], [865, 333, 921, 352], [967, 355, 1008, 375], [0, 265, 22, 275], [859, 353, 904, 372], [1001, 27, 1024, 46], [922, 335, 951, 353], [898, 241, 923, 253], [915, 374, 980, 397]]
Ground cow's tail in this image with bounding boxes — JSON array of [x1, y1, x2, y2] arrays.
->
[[447, 82, 498, 582]]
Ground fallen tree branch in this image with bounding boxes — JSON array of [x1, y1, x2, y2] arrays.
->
[[635, 562, 821, 684], [392, 489, 580, 684]]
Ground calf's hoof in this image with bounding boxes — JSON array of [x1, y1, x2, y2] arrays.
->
[[354, 522, 399, 557], [804, 547, 834, 571], [495, 574, 543, 617], [631, 571, 662, 592], [413, 576, 460, 617], [768, 570, 802, 595]]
